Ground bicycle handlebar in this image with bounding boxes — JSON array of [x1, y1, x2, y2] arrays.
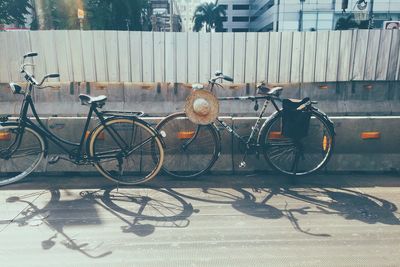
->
[[20, 53, 60, 87]]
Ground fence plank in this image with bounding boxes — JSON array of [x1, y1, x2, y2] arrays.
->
[[211, 32, 223, 79], [142, 31, 154, 82], [234, 33, 246, 83], [302, 31, 316, 83], [153, 32, 165, 82], [388, 30, 400, 80], [290, 32, 302, 83], [104, 31, 119, 82], [6, 31, 31, 82], [352, 30, 369, 80], [222, 32, 234, 82], [268, 32, 281, 83], [199, 33, 211, 82], [187, 32, 199, 83], [337, 30, 353, 81], [314, 31, 329, 82], [118, 31, 131, 82], [29, 31, 49, 82], [375, 30, 392, 81], [364, 30, 381, 80], [326, 31, 341, 82], [130, 31, 142, 82], [81, 31, 96, 82], [176, 32, 188, 83], [68, 30, 85, 81], [0, 33, 10, 82], [245, 32, 258, 83], [165, 32, 176, 82], [279, 32, 292, 83], [256, 33, 269, 82], [93, 31, 107, 82]]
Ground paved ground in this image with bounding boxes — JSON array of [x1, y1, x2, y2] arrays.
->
[[0, 173, 399, 267]]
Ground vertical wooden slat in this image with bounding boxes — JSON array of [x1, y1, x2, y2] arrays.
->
[[53, 31, 73, 82], [176, 32, 188, 83], [0, 32, 10, 82], [165, 32, 176, 82], [375, 30, 392, 81], [326, 31, 341, 82], [352, 30, 369, 80], [118, 31, 131, 82], [268, 32, 281, 83], [337, 30, 353, 81], [199, 32, 211, 82], [210, 32, 223, 78], [104, 31, 119, 82], [68, 30, 85, 81], [30, 31, 49, 82], [314, 31, 329, 82], [6, 31, 31, 82], [187, 32, 199, 83], [222, 32, 234, 82], [279, 32, 293, 83], [130, 31, 142, 82], [153, 32, 165, 82], [81, 31, 96, 82], [245, 32, 258, 83], [142, 31, 154, 82], [364, 30, 381, 80], [290, 32, 302, 83], [93, 31, 107, 82], [256, 32, 269, 82], [302, 31, 316, 83], [387, 30, 400, 81], [233, 33, 246, 83]]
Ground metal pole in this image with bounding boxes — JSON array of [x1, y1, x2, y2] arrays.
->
[[368, 0, 374, 29], [170, 0, 173, 32]]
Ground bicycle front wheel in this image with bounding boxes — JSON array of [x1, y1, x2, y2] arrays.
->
[[260, 110, 334, 176], [156, 112, 220, 178], [0, 123, 45, 186], [88, 118, 164, 185]]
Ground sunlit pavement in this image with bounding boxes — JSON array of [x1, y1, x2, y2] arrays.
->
[[0, 173, 399, 267]]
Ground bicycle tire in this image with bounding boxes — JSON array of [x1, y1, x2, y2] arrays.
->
[[260, 110, 335, 176], [0, 123, 45, 186], [88, 118, 164, 185], [155, 112, 220, 178]]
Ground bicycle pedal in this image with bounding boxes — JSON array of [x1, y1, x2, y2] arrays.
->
[[239, 161, 246, 168], [48, 156, 60, 165]]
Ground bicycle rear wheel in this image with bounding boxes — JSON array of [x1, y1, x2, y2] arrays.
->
[[88, 118, 164, 185], [0, 123, 45, 186], [156, 112, 220, 178], [260, 110, 334, 176]]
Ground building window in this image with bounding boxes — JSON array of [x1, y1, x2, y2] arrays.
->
[[233, 4, 249, 10], [222, 16, 228, 22], [222, 28, 228, 32], [232, 28, 248, 32], [232, 16, 249, 22], [219, 4, 228, 10]]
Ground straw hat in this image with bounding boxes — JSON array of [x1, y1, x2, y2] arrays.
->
[[185, 90, 219, 125]]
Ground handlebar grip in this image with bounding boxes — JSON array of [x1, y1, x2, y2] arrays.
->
[[48, 73, 60, 78], [223, 75, 234, 82]]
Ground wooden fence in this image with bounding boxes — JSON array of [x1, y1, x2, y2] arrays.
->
[[0, 30, 399, 84]]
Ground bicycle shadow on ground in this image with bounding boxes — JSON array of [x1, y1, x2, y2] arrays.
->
[[0, 183, 195, 258]]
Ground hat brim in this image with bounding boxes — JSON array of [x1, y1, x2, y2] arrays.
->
[[185, 90, 219, 125]]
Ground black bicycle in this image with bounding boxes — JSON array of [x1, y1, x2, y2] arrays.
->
[[0, 52, 164, 186], [156, 72, 335, 178]]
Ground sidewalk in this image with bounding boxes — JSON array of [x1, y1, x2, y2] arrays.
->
[[0, 173, 399, 267]]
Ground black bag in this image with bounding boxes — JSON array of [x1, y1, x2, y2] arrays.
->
[[281, 98, 311, 139]]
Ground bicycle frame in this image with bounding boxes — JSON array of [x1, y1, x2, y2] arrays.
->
[[11, 83, 137, 164]]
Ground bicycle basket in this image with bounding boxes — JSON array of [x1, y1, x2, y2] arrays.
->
[[281, 98, 311, 139]]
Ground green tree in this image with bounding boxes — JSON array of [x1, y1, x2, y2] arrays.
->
[[0, 0, 32, 26], [85, 0, 151, 31], [192, 1, 226, 32]]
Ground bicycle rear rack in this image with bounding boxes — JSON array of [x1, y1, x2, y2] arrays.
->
[[101, 111, 144, 117]]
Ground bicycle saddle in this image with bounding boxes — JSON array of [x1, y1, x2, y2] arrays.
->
[[79, 94, 107, 107], [257, 83, 283, 97]]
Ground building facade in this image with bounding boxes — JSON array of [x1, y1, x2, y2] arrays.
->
[[249, 0, 400, 32]]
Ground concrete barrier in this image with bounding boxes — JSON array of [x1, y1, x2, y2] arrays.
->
[[2, 115, 398, 174]]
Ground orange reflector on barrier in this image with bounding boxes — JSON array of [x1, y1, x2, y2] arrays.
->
[[322, 135, 330, 151], [0, 132, 11, 141], [361, 132, 380, 139], [177, 131, 195, 139], [269, 131, 283, 139]]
